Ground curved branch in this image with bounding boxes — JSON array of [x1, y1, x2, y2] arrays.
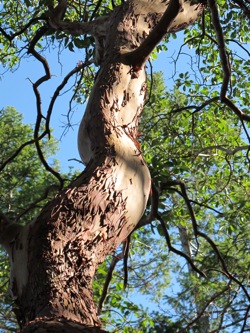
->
[[136, 182, 159, 229], [0, 135, 45, 172], [0, 16, 47, 42], [121, 0, 181, 67], [156, 213, 206, 278], [98, 252, 124, 314], [209, 0, 250, 122], [170, 97, 220, 115], [27, 25, 64, 187], [45, 60, 92, 134]]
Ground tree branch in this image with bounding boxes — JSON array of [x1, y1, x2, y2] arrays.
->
[[0, 16, 47, 42], [0, 135, 45, 172], [231, 0, 250, 19], [195, 145, 250, 157], [156, 213, 206, 278], [45, 60, 92, 135], [136, 182, 159, 229], [27, 25, 64, 188], [161, 180, 250, 301], [98, 252, 124, 314], [48, 10, 110, 37], [120, 0, 181, 67], [209, 0, 250, 122]]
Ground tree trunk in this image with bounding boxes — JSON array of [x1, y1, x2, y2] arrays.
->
[[0, 0, 205, 331]]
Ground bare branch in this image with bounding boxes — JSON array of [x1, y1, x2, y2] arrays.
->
[[0, 135, 45, 172], [240, 305, 250, 333], [123, 236, 130, 289], [209, 0, 250, 122], [156, 213, 206, 278], [45, 60, 93, 135], [98, 252, 124, 314], [27, 25, 64, 188]]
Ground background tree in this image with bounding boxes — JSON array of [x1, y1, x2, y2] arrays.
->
[[0, 0, 250, 333]]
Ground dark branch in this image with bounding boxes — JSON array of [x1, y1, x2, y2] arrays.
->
[[45, 60, 92, 135], [209, 0, 250, 122], [156, 213, 206, 278], [136, 182, 159, 229], [0, 135, 46, 172], [27, 25, 64, 188], [120, 0, 181, 67], [98, 252, 124, 314], [231, 0, 250, 19], [0, 16, 47, 42], [123, 236, 130, 289]]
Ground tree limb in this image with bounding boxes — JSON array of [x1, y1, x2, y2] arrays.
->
[[195, 145, 250, 157], [231, 0, 250, 19], [45, 60, 93, 135], [120, 0, 181, 67], [98, 252, 124, 314], [209, 0, 250, 122], [0, 16, 47, 42], [136, 182, 159, 229], [27, 25, 64, 187], [156, 213, 206, 278]]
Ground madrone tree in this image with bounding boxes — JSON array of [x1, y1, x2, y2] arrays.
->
[[0, 0, 249, 332]]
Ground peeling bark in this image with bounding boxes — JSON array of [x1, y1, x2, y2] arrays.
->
[[0, 0, 205, 332]]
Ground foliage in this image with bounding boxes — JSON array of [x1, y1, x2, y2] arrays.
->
[[139, 71, 250, 332], [0, 0, 250, 332]]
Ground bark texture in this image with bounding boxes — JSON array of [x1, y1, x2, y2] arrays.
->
[[0, 0, 205, 332]]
